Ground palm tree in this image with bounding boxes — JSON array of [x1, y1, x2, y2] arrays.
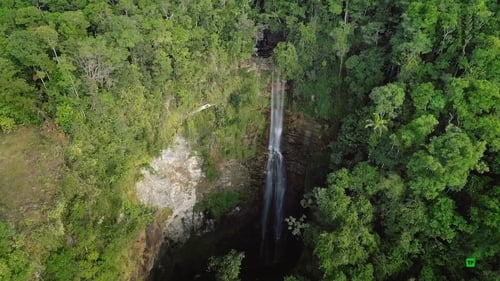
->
[[365, 113, 388, 135]]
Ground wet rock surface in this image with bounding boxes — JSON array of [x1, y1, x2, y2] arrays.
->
[[251, 110, 332, 206], [255, 29, 287, 58], [283, 111, 332, 194]]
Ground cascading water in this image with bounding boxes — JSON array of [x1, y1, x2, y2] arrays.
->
[[261, 72, 287, 244]]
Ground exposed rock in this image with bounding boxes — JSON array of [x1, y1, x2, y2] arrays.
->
[[283, 111, 331, 194], [144, 108, 332, 280], [127, 221, 163, 281], [136, 136, 204, 242], [131, 135, 259, 280], [255, 29, 287, 57], [216, 159, 250, 191], [247, 109, 332, 226], [136, 156, 198, 206], [132, 136, 206, 280]]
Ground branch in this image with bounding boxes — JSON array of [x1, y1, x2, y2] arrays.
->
[[183, 103, 216, 121], [189, 103, 215, 115]]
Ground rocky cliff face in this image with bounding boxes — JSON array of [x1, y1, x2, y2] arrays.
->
[[127, 218, 163, 281], [249, 110, 331, 203], [283, 111, 331, 194], [130, 137, 205, 280], [136, 136, 205, 243], [131, 136, 256, 280]]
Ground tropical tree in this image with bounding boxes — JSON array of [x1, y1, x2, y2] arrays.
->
[[207, 249, 245, 281], [365, 113, 388, 135]]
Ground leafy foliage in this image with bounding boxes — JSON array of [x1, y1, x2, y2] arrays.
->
[[268, 0, 499, 280], [195, 191, 240, 221], [0, 0, 262, 279], [1, 0, 498, 280], [0, 222, 33, 281], [207, 249, 245, 281]]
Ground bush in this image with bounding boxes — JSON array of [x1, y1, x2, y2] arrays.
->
[[0, 117, 15, 133], [55, 103, 78, 133], [207, 249, 245, 281], [194, 191, 240, 220]]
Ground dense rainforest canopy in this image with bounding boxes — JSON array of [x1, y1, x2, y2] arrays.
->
[[268, 1, 499, 280], [0, 0, 260, 280], [0, 0, 498, 281]]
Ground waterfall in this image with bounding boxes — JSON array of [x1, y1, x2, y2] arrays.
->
[[261, 72, 286, 242]]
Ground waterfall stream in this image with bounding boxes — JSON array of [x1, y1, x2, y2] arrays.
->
[[261, 72, 287, 242]]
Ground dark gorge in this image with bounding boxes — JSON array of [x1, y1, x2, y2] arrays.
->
[[148, 79, 331, 281]]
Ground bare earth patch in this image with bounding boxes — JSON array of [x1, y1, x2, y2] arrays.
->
[[0, 124, 65, 227]]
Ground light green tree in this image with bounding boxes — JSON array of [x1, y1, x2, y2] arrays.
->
[[369, 83, 405, 119], [207, 249, 245, 281], [365, 113, 388, 135]]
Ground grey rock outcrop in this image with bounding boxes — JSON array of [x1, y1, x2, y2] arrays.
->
[[136, 136, 204, 242]]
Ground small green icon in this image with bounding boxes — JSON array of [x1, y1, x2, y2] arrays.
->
[[466, 257, 476, 268]]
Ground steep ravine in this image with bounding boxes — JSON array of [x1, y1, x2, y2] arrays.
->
[[128, 47, 332, 279], [134, 109, 331, 281]]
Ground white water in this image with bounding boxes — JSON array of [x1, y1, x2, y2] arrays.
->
[[261, 72, 286, 241]]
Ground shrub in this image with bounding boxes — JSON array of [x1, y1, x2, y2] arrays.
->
[[194, 190, 240, 220], [207, 249, 245, 281], [0, 117, 15, 133]]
